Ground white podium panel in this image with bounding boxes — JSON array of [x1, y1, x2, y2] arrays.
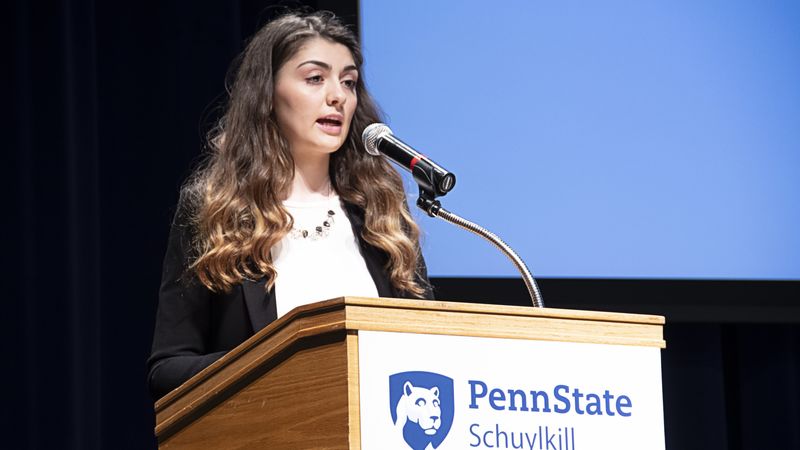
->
[[359, 330, 665, 450]]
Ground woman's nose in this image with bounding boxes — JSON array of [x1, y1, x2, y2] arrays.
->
[[327, 82, 346, 106]]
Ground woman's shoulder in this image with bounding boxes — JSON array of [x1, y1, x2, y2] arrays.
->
[[163, 185, 204, 263], [172, 184, 203, 227]]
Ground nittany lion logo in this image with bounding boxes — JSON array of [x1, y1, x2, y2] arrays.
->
[[389, 371, 454, 450]]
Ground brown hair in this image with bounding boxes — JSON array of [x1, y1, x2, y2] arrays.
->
[[184, 11, 426, 296]]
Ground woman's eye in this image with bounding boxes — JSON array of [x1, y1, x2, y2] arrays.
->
[[343, 79, 357, 90], [306, 75, 323, 84]]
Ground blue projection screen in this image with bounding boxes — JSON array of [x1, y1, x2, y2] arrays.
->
[[360, 1, 800, 280]]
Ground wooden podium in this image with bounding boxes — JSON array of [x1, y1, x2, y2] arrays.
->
[[154, 297, 666, 449]]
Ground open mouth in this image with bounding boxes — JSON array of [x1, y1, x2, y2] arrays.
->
[[316, 117, 343, 134], [317, 117, 342, 126]]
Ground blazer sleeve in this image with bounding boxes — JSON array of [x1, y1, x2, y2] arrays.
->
[[146, 193, 226, 400]]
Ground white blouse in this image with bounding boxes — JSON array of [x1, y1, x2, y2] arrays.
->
[[270, 195, 379, 318]]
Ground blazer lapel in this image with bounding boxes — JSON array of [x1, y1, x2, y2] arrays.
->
[[242, 277, 276, 332], [343, 202, 395, 298]]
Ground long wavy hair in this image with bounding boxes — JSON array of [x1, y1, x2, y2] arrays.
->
[[184, 11, 426, 297]]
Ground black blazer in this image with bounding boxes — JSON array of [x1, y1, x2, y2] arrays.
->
[[147, 195, 432, 400]]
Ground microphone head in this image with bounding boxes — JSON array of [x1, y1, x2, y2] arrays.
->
[[362, 123, 393, 156]]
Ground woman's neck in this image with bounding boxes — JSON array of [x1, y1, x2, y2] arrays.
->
[[286, 153, 334, 202]]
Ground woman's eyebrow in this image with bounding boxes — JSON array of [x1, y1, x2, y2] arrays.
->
[[296, 60, 358, 73], [297, 60, 330, 70]]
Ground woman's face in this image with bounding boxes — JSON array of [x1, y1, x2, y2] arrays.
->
[[273, 37, 359, 161]]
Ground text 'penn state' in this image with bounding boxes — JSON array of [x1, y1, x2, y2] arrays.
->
[[468, 380, 633, 417]]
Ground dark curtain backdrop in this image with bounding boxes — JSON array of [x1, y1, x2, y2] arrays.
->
[[6, 1, 356, 449], [5, 1, 799, 449]]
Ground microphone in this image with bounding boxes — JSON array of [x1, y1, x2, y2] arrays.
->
[[362, 123, 456, 197]]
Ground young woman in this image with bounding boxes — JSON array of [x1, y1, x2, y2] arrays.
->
[[147, 11, 432, 400]]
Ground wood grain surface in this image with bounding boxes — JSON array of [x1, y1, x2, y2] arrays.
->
[[161, 338, 350, 449]]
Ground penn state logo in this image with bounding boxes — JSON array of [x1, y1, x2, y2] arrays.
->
[[389, 371, 454, 450]]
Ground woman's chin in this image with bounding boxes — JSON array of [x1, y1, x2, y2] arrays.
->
[[290, 134, 348, 159], [314, 137, 347, 154]]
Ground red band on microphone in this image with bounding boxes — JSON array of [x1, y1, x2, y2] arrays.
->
[[409, 156, 421, 171]]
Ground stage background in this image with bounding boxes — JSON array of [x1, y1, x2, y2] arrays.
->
[[5, 1, 798, 449]]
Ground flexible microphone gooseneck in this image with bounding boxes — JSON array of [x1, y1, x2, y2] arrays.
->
[[361, 123, 545, 308]]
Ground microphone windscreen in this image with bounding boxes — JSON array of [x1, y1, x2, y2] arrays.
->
[[362, 123, 392, 156]]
